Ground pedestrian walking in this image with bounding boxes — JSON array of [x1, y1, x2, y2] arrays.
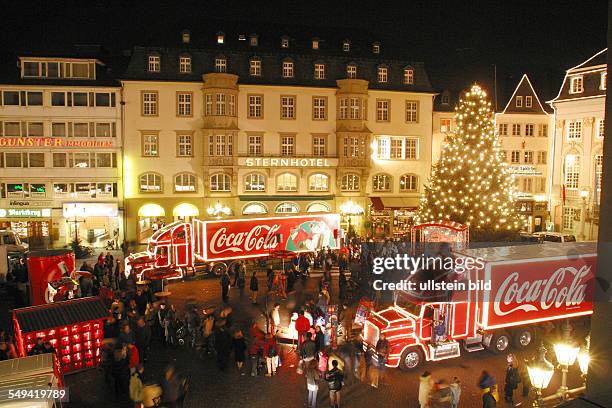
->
[[270, 303, 281, 335], [449, 377, 461, 408], [431, 379, 453, 408], [305, 359, 320, 408], [504, 354, 521, 404], [236, 265, 246, 300], [263, 333, 279, 376], [373, 333, 389, 386], [325, 359, 344, 408], [248, 329, 263, 377], [482, 386, 497, 408], [214, 323, 231, 371], [220, 271, 231, 303], [232, 330, 247, 374], [129, 364, 145, 408], [419, 371, 434, 408], [295, 310, 311, 352], [249, 272, 259, 304]]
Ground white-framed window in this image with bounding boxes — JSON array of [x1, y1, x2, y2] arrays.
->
[[399, 174, 418, 191], [281, 37, 289, 48], [282, 61, 294, 78], [314, 63, 325, 80], [148, 55, 160, 72], [280, 96, 296, 119], [405, 100, 419, 123], [21, 60, 94, 79], [142, 134, 159, 156], [177, 92, 192, 116], [213, 93, 225, 116], [208, 134, 233, 156], [598, 119, 605, 138], [512, 124, 521, 136], [343, 41, 350, 52], [567, 120, 582, 139], [174, 173, 196, 192], [339, 98, 348, 120], [525, 123, 535, 136], [215, 134, 227, 156], [309, 173, 329, 191], [341, 174, 360, 191], [313, 97, 326, 120], [248, 135, 262, 156], [215, 57, 227, 73], [516, 96, 523, 107], [280, 135, 295, 156], [595, 154, 603, 199], [349, 97, 363, 120], [372, 43, 380, 54], [525, 96, 533, 108], [403, 68, 414, 85], [570, 76, 584, 93], [511, 151, 520, 163], [372, 174, 391, 191], [179, 56, 191, 73], [524, 151, 534, 163], [563, 207, 579, 230], [276, 173, 297, 192], [248, 94, 263, 118], [249, 59, 262, 76], [243, 202, 267, 215], [276, 202, 299, 214], [142, 92, 158, 115], [377, 66, 388, 83], [346, 64, 357, 79], [537, 151, 547, 164], [69, 152, 93, 168], [245, 173, 265, 192], [313, 135, 326, 156], [139, 173, 162, 192], [564, 154, 580, 189], [205, 94, 213, 116], [376, 136, 418, 160], [343, 136, 360, 157], [376, 99, 390, 122], [522, 177, 533, 193], [498, 123, 508, 136], [210, 173, 231, 192], [538, 123, 548, 137], [601, 72, 607, 90], [440, 118, 452, 133], [228, 94, 236, 116], [177, 134, 193, 157]]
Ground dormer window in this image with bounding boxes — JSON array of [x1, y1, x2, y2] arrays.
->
[[601, 72, 607, 90], [281, 36, 289, 48], [238, 34, 246, 41], [249, 58, 262, 77], [312, 39, 319, 50], [377, 66, 388, 83], [403, 67, 414, 85], [372, 42, 381, 54], [516, 96, 523, 107], [570, 76, 583, 93], [346, 63, 357, 79], [343, 40, 350, 52], [282, 60, 294, 78], [148, 55, 160, 72], [215, 56, 227, 73], [250, 34, 258, 47], [179, 55, 191, 73], [181, 30, 190, 44], [217, 32, 225, 44], [441, 94, 450, 104], [20, 59, 95, 79]]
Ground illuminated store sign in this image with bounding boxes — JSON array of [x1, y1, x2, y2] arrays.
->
[[507, 165, 542, 176], [244, 157, 333, 167], [0, 137, 113, 148], [0, 208, 51, 217], [63, 203, 118, 218]]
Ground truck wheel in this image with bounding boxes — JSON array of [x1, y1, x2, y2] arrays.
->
[[489, 332, 511, 354], [399, 348, 424, 371], [211, 262, 227, 276], [512, 328, 534, 349]]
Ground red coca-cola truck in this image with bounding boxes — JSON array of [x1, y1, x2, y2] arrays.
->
[[126, 214, 341, 280], [361, 242, 596, 370]]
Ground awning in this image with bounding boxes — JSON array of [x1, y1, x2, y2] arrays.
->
[[14, 297, 109, 333], [370, 197, 419, 211]]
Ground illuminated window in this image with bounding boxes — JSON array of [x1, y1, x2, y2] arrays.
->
[[243, 202, 267, 215], [148, 55, 160, 72], [564, 154, 580, 189], [210, 173, 231, 192], [570, 76, 583, 93], [346, 64, 357, 79], [175, 173, 196, 192], [249, 59, 262, 77], [595, 154, 603, 200], [205, 94, 213, 116], [341, 174, 360, 191], [179, 56, 191, 73], [339, 98, 348, 119], [538, 123, 548, 137], [276, 202, 299, 213], [217, 32, 225, 44], [601, 72, 607, 90], [567, 120, 582, 139], [307, 202, 330, 212], [245, 173, 265, 192], [563, 207, 578, 230], [377, 66, 388, 83], [177, 134, 193, 157], [282, 61, 294, 78], [524, 151, 534, 164], [276, 173, 297, 192], [372, 174, 391, 192], [399, 174, 418, 191], [215, 93, 226, 116], [343, 136, 360, 157], [281, 37, 289, 48], [249, 34, 258, 46], [403, 68, 414, 85], [537, 151, 547, 164], [309, 173, 329, 191], [342, 40, 350, 52], [140, 173, 162, 192], [405, 100, 419, 123], [215, 57, 227, 73], [440, 118, 452, 133], [142, 134, 159, 156], [598, 119, 605, 138], [314, 63, 325, 80], [511, 151, 520, 163], [349, 97, 362, 119], [312, 39, 319, 50]]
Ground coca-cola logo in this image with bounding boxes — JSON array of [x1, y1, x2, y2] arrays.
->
[[493, 265, 591, 316], [209, 224, 281, 255]]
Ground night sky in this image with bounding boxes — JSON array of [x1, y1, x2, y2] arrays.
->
[[1, 0, 608, 104]]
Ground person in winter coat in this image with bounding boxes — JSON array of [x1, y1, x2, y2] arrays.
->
[[419, 371, 434, 408], [295, 310, 311, 351], [504, 354, 521, 403], [314, 325, 325, 354], [482, 386, 497, 408], [249, 272, 259, 304], [236, 264, 246, 300], [305, 359, 320, 408], [134, 317, 151, 363], [220, 271, 231, 304], [161, 365, 185, 408], [128, 344, 140, 374], [263, 333, 279, 376], [232, 330, 247, 374], [478, 370, 498, 402], [129, 364, 145, 408], [248, 330, 263, 377], [301, 332, 317, 362], [214, 323, 232, 371], [430, 379, 453, 408], [112, 346, 130, 397], [449, 377, 461, 408], [325, 359, 344, 408]]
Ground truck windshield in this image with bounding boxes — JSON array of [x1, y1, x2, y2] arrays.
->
[[394, 291, 422, 316]]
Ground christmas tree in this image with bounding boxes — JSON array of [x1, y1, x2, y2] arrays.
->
[[418, 84, 523, 240]]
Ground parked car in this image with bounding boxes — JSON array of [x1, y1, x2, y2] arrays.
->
[[0, 229, 29, 253]]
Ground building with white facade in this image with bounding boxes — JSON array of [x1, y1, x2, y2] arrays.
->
[[120, 29, 435, 246], [548, 48, 606, 240], [495, 74, 553, 232], [0, 52, 123, 248]]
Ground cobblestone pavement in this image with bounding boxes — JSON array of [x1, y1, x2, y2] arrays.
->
[[64, 272, 585, 408]]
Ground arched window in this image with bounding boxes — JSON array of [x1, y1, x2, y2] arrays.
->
[[243, 202, 267, 215], [346, 63, 357, 79], [244, 173, 266, 192], [307, 202, 330, 213], [341, 174, 360, 191], [399, 174, 418, 191], [179, 54, 191, 73], [275, 202, 299, 214], [139, 173, 162, 192], [276, 173, 297, 192], [309, 173, 329, 191], [215, 55, 227, 73], [174, 173, 196, 192], [210, 173, 231, 192], [564, 154, 580, 189], [403, 66, 414, 85], [372, 174, 391, 192]]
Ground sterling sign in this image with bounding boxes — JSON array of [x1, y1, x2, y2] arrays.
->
[[243, 157, 334, 167], [507, 165, 542, 176], [0, 137, 113, 148]]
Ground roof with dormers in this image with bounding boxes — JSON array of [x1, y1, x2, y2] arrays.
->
[[502, 74, 551, 114], [549, 48, 607, 104]]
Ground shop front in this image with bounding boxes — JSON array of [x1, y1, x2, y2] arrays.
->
[[368, 197, 419, 239], [0, 207, 52, 249], [62, 202, 121, 248], [137, 203, 166, 244], [515, 197, 549, 233]]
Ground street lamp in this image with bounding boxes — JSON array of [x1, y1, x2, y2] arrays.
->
[[579, 188, 589, 241], [526, 344, 555, 407], [207, 201, 231, 219], [339, 200, 364, 242]]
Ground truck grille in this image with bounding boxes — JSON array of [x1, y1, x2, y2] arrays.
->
[[363, 320, 380, 347]]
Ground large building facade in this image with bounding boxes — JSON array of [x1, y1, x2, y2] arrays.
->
[[0, 53, 123, 249], [549, 49, 607, 240], [121, 30, 435, 246]]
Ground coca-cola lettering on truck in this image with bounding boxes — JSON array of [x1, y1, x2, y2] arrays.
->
[[361, 242, 596, 370]]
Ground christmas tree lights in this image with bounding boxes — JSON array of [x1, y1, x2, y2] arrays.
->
[[417, 84, 524, 240]]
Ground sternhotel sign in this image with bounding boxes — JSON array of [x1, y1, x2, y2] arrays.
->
[[243, 157, 336, 167], [0, 137, 113, 148]]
